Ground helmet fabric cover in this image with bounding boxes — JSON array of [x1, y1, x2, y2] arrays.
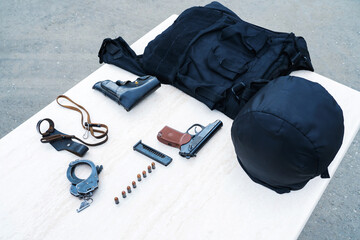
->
[[231, 76, 344, 194]]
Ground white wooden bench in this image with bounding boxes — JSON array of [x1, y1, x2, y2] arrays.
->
[[1, 15, 359, 240]]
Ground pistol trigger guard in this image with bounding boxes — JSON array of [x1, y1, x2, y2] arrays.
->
[[186, 124, 204, 135]]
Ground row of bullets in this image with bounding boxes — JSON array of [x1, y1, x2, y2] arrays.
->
[[114, 162, 156, 204]]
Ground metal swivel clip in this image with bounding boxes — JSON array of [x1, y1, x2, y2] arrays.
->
[[66, 159, 103, 213]]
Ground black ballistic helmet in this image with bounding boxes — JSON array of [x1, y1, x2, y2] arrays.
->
[[231, 76, 344, 194]]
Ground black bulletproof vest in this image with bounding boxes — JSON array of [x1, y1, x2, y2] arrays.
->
[[98, 1, 314, 119]]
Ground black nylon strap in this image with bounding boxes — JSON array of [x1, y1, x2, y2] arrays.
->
[[282, 34, 303, 67], [320, 168, 330, 178], [232, 79, 269, 102]]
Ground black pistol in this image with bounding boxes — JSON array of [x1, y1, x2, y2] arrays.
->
[[157, 120, 223, 159]]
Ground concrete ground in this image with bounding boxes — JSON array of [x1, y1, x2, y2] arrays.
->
[[0, 0, 359, 239]]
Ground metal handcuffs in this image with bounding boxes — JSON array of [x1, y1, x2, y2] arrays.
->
[[67, 159, 103, 213]]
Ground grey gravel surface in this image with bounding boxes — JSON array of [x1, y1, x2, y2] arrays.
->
[[0, 0, 359, 239]]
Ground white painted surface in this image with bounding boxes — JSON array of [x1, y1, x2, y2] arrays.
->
[[0, 15, 359, 240]]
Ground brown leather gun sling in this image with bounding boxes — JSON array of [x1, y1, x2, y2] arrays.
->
[[40, 95, 108, 146]]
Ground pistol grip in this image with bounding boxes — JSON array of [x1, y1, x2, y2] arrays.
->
[[157, 126, 192, 149]]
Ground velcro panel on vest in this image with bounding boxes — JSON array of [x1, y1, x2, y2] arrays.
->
[[142, 7, 223, 83]]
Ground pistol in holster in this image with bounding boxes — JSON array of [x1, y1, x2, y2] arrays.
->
[[157, 120, 223, 159], [93, 75, 161, 111]]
